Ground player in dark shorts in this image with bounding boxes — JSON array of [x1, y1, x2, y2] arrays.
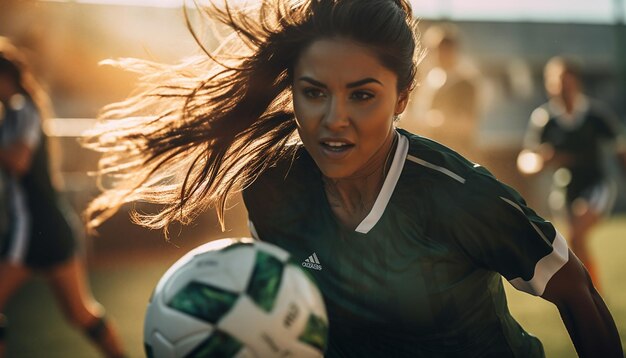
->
[[519, 56, 626, 288], [83, 1, 623, 356], [0, 37, 126, 358]]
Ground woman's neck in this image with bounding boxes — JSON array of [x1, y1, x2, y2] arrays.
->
[[322, 130, 398, 227]]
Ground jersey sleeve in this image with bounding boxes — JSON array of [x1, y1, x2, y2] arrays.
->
[[450, 166, 569, 296], [242, 147, 311, 243], [12, 100, 42, 150], [242, 158, 291, 242], [592, 102, 626, 151]]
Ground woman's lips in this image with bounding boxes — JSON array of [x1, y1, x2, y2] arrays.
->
[[319, 140, 355, 159]]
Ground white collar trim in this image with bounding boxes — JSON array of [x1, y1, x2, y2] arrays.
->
[[354, 132, 408, 234]]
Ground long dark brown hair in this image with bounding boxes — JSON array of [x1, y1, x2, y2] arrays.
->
[[0, 37, 53, 121], [83, 0, 421, 236]]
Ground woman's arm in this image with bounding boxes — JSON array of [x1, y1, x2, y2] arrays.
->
[[541, 250, 623, 357]]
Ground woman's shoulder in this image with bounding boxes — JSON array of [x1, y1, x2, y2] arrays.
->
[[242, 145, 321, 223], [398, 128, 519, 210], [398, 128, 478, 183], [585, 98, 620, 124], [243, 145, 317, 201]]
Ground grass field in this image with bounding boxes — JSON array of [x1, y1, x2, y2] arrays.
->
[[4, 216, 626, 357]]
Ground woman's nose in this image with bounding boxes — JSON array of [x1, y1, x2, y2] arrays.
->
[[322, 97, 349, 130]]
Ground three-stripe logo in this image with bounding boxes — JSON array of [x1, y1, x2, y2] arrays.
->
[[302, 252, 322, 271]]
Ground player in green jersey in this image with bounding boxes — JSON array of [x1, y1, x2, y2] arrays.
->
[[519, 57, 626, 289], [84, 0, 623, 356]]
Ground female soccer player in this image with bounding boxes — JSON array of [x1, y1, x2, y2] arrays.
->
[[84, 1, 622, 356], [519, 57, 626, 289], [0, 37, 126, 358]]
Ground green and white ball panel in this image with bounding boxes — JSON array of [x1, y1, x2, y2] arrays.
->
[[152, 238, 255, 297], [167, 281, 239, 324], [286, 266, 328, 351], [244, 250, 285, 312], [286, 265, 327, 324], [218, 264, 326, 357], [146, 292, 216, 348], [162, 243, 258, 300], [144, 238, 327, 358]]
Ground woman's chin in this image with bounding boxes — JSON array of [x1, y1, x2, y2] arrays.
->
[[316, 163, 355, 180]]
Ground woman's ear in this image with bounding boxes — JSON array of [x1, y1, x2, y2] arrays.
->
[[395, 90, 409, 115]]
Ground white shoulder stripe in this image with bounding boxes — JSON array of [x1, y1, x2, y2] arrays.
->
[[509, 231, 569, 296], [406, 154, 466, 183]]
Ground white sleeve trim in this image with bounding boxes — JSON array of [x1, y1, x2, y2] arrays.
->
[[508, 231, 569, 296]]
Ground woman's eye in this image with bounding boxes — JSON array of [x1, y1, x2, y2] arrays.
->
[[350, 91, 374, 101], [303, 88, 325, 98]]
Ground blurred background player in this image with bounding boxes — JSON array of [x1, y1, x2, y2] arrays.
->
[[518, 56, 626, 289], [0, 37, 126, 358], [404, 24, 482, 162]]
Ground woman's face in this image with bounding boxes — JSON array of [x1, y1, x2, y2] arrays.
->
[[545, 66, 580, 104], [292, 38, 408, 179]]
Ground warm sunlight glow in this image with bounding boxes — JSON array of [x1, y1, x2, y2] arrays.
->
[[40, 0, 250, 7], [39, 0, 623, 23], [42, 0, 182, 7], [517, 150, 543, 175]]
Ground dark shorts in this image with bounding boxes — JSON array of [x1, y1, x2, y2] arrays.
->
[[0, 193, 79, 270], [550, 175, 617, 217], [568, 179, 617, 216]]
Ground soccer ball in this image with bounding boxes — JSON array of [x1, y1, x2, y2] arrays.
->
[[144, 237, 328, 358]]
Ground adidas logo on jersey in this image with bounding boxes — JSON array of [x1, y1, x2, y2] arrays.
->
[[302, 252, 322, 271]]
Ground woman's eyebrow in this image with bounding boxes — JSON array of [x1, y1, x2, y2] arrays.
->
[[346, 78, 383, 88], [298, 77, 327, 88], [298, 76, 383, 88]]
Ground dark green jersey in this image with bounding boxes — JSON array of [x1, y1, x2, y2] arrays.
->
[[525, 96, 626, 199], [243, 129, 568, 357]]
